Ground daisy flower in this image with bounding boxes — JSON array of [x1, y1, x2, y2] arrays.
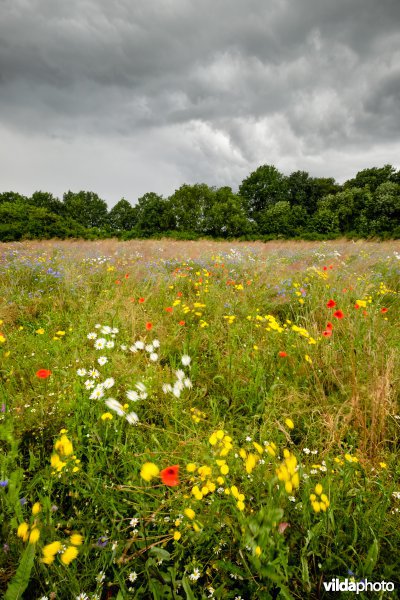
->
[[87, 332, 97, 340], [105, 398, 125, 416], [149, 353, 158, 362], [106, 341, 115, 349], [97, 356, 108, 366], [181, 355, 191, 366], [126, 390, 139, 402], [126, 412, 139, 425], [152, 339, 160, 348], [90, 387, 105, 400], [77, 368, 87, 377], [102, 377, 115, 389], [94, 338, 106, 350]]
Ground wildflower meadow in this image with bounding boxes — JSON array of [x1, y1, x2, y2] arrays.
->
[[0, 238, 399, 599]]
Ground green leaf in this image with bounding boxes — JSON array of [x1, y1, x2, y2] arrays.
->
[[4, 543, 36, 600], [363, 536, 379, 576], [149, 547, 171, 561], [181, 576, 196, 600]]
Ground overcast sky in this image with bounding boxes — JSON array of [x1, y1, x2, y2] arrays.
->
[[1, 0, 400, 206]]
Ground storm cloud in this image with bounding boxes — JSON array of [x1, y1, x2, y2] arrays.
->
[[1, 0, 399, 204]]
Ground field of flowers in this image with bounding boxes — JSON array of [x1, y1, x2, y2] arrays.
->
[[0, 239, 399, 599]]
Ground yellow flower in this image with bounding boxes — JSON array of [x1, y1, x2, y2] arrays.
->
[[255, 546, 262, 556], [32, 502, 41, 515], [173, 531, 181, 541], [220, 464, 229, 475], [245, 453, 257, 474], [42, 541, 62, 558], [184, 508, 196, 520], [101, 412, 113, 420], [284, 418, 294, 430], [253, 442, 263, 455], [29, 527, 40, 544], [54, 434, 74, 457], [56, 331, 65, 336], [237, 500, 245, 511], [17, 522, 29, 541], [186, 463, 197, 473], [379, 462, 387, 469], [140, 462, 159, 482], [70, 533, 83, 546], [315, 483, 323, 496], [60, 545, 79, 565], [35, 328, 45, 334]]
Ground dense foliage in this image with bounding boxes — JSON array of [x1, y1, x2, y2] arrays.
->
[[1, 164, 399, 241]]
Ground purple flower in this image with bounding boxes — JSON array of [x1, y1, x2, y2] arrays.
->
[[96, 537, 109, 547], [0, 480, 8, 488], [19, 497, 27, 506], [1, 403, 5, 413]]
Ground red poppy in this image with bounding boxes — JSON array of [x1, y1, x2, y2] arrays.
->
[[115, 279, 121, 285], [333, 310, 344, 319], [124, 274, 129, 279], [177, 292, 183, 297], [278, 351, 288, 357], [326, 322, 333, 330], [178, 320, 185, 326], [145, 322, 152, 331], [138, 298, 145, 303], [380, 307, 388, 313], [322, 330, 332, 337], [329, 265, 333, 270], [36, 369, 52, 379], [160, 465, 179, 486], [354, 304, 359, 309], [165, 307, 173, 313], [326, 299, 336, 308], [129, 297, 135, 302], [362, 310, 368, 316], [323, 266, 328, 271]]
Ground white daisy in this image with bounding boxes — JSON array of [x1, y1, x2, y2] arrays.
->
[[135, 341, 145, 350], [129, 345, 138, 353], [184, 378, 192, 389], [77, 368, 87, 377], [139, 392, 148, 400], [88, 368, 100, 378], [181, 354, 191, 366], [149, 353, 158, 362], [101, 326, 112, 335], [97, 356, 108, 366], [84, 379, 95, 390], [172, 386, 181, 398], [128, 571, 138, 582], [111, 327, 119, 334], [106, 340, 115, 349], [152, 339, 160, 348], [162, 383, 172, 394], [94, 338, 106, 350], [126, 390, 139, 402], [102, 377, 115, 389], [90, 387, 105, 400], [145, 344, 154, 353], [126, 412, 139, 425], [87, 332, 97, 340], [175, 369, 185, 380], [135, 382, 146, 392], [105, 398, 125, 416], [120, 344, 127, 351]]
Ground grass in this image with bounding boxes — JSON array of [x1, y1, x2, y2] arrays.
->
[[0, 238, 399, 599]]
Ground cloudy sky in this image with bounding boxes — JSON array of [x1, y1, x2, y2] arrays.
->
[[1, 0, 400, 206]]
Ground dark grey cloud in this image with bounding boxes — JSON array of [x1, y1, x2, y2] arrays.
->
[[0, 0, 399, 204]]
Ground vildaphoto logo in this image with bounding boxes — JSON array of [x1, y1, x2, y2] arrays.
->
[[323, 578, 396, 594]]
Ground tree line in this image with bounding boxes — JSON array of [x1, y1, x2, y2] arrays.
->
[[1, 164, 399, 242]]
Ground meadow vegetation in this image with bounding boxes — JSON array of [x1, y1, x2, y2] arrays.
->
[[0, 239, 399, 599]]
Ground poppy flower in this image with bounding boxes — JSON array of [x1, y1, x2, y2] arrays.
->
[[177, 292, 183, 297], [380, 307, 388, 313], [124, 274, 129, 279], [322, 330, 332, 337], [138, 298, 145, 303], [278, 351, 288, 357], [326, 322, 333, 330], [354, 304, 359, 309], [333, 310, 344, 319], [160, 465, 179, 486], [145, 322, 152, 331], [326, 299, 336, 308], [165, 307, 173, 313], [115, 279, 121, 285], [178, 320, 186, 326], [323, 266, 328, 271], [36, 369, 52, 379]]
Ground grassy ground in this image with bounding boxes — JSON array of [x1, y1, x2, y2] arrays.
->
[[0, 239, 399, 599]]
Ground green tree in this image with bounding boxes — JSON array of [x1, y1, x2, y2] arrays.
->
[[169, 184, 214, 233], [202, 187, 253, 237], [134, 192, 175, 236], [29, 191, 64, 215], [108, 199, 137, 231], [0, 191, 28, 204], [63, 191, 108, 228], [311, 198, 340, 235], [343, 165, 397, 192], [239, 165, 288, 220]]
